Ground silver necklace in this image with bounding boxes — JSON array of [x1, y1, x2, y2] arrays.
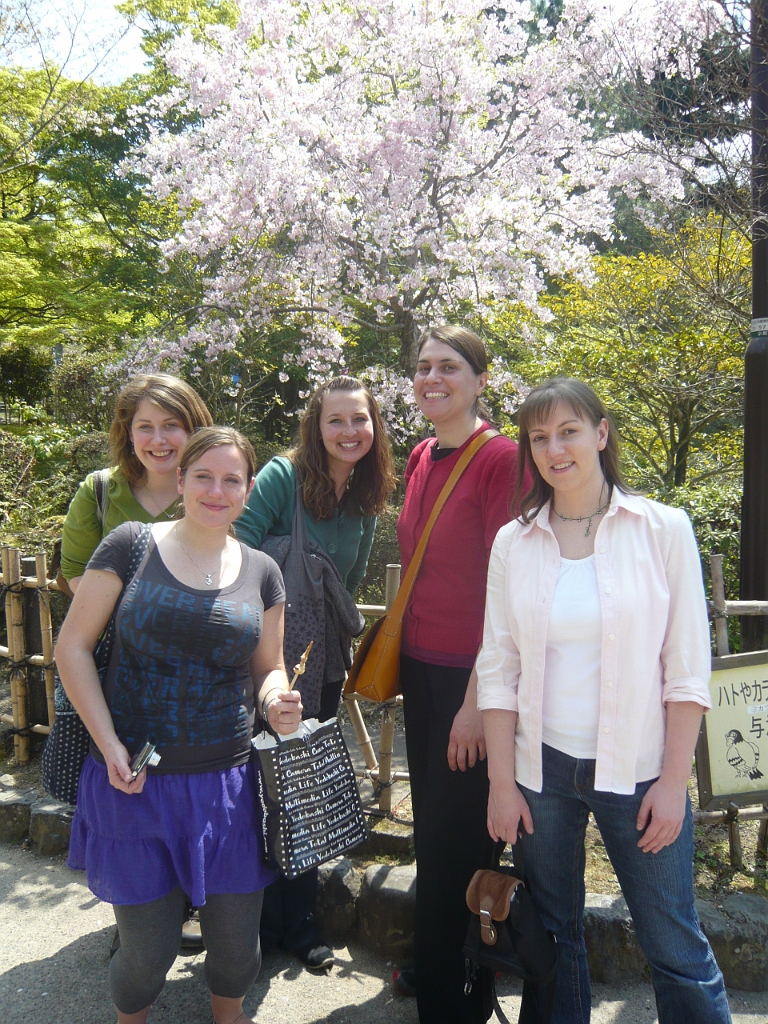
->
[[141, 486, 178, 520], [552, 495, 611, 537], [174, 523, 226, 586]]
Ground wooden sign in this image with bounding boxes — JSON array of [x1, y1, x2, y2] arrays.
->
[[696, 650, 768, 810]]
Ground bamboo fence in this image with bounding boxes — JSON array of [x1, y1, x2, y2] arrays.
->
[[0, 547, 59, 764]]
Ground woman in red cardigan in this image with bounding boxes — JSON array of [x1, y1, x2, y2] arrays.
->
[[395, 325, 524, 1023]]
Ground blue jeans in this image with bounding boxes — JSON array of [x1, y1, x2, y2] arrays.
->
[[517, 744, 731, 1024]]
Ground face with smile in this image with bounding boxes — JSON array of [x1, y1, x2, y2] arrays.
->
[[319, 389, 375, 479], [178, 445, 254, 528], [130, 399, 189, 480], [414, 339, 487, 427], [528, 402, 608, 498]]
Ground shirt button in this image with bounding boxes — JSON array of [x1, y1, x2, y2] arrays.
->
[[605, 680, 613, 687], [603, 727, 610, 733], [605, 587, 611, 594], [599, 547, 606, 554], [328, 543, 337, 554], [608, 633, 615, 641]]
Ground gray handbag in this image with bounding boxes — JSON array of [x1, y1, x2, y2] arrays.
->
[[277, 478, 326, 715]]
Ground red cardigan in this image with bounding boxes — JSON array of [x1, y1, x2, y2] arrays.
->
[[397, 424, 523, 669]]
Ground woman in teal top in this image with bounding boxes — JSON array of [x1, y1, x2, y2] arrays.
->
[[236, 374, 396, 974], [60, 374, 213, 593], [235, 453, 377, 595]]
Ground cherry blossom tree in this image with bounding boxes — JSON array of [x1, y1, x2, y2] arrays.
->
[[134, 0, 694, 380]]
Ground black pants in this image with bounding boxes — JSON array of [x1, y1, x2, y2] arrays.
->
[[400, 654, 495, 1024], [260, 678, 344, 953], [111, 887, 263, 1015]]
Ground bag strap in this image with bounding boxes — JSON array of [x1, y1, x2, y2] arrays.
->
[[383, 429, 498, 638], [291, 472, 310, 554], [93, 468, 111, 534], [94, 523, 153, 671]]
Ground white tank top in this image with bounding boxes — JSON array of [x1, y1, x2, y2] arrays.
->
[[541, 554, 602, 759]]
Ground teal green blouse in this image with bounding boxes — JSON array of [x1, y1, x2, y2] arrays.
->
[[234, 457, 376, 595]]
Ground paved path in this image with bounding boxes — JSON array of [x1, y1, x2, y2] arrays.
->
[[2, 844, 768, 1024]]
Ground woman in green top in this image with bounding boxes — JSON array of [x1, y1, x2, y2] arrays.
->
[[60, 373, 213, 594], [236, 374, 397, 973]]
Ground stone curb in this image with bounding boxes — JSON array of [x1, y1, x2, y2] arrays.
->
[[319, 862, 768, 992], [3, 776, 767, 990], [0, 777, 74, 856]]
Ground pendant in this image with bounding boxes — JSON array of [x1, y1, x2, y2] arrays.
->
[[205, 573, 213, 586]]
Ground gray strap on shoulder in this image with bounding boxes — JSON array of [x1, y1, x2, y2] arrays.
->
[[93, 469, 111, 533]]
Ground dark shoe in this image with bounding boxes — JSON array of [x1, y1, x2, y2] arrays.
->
[[392, 964, 416, 997], [295, 943, 334, 970], [180, 910, 205, 952]]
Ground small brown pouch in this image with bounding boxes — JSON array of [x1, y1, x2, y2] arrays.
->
[[465, 869, 524, 946]]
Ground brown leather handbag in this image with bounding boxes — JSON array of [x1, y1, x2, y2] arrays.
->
[[344, 429, 497, 702]]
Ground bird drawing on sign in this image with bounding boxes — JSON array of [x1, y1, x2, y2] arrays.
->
[[725, 730, 764, 781]]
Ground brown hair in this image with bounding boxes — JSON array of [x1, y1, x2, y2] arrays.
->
[[416, 325, 495, 425], [514, 377, 633, 523], [289, 376, 397, 520], [109, 374, 213, 484], [179, 426, 257, 484]]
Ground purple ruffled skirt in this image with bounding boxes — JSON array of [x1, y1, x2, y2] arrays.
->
[[68, 754, 277, 906]]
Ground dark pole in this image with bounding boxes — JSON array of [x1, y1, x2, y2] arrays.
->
[[741, 0, 768, 650]]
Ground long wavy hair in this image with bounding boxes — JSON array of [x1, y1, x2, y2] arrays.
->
[[109, 374, 213, 484], [288, 376, 397, 520], [416, 324, 495, 426], [514, 377, 633, 523]]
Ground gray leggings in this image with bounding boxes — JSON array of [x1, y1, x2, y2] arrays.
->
[[110, 887, 263, 1015]]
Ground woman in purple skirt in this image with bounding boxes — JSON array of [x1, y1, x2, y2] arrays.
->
[[56, 426, 302, 1024]]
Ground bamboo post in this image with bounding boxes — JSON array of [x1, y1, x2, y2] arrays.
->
[[35, 551, 56, 728], [376, 564, 402, 813], [344, 695, 379, 772], [710, 554, 730, 658], [710, 554, 744, 866], [3, 546, 30, 764]]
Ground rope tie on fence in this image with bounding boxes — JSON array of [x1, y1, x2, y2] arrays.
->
[[711, 609, 728, 620], [359, 767, 395, 789], [5, 725, 33, 738], [7, 658, 27, 674], [0, 580, 25, 600]]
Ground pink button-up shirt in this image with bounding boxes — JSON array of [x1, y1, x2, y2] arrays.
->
[[475, 490, 712, 795]]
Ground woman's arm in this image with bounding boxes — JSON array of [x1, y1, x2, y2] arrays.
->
[[635, 699, 704, 854], [235, 458, 294, 550], [251, 603, 303, 734], [483, 709, 533, 844], [54, 569, 145, 793], [345, 516, 376, 595], [60, 474, 103, 593], [448, 667, 486, 771]]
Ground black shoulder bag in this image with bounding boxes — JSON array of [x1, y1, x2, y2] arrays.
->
[[463, 843, 558, 1024], [42, 524, 152, 805]]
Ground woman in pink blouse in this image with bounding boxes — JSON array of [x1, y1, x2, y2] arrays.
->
[[476, 378, 731, 1024]]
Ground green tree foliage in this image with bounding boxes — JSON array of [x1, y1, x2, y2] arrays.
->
[[499, 218, 747, 492], [0, 339, 51, 416]]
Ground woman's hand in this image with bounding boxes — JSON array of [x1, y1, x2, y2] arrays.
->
[[487, 779, 533, 845], [266, 690, 303, 735], [636, 776, 687, 854], [102, 738, 147, 795], [448, 668, 486, 771], [448, 703, 486, 771]]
